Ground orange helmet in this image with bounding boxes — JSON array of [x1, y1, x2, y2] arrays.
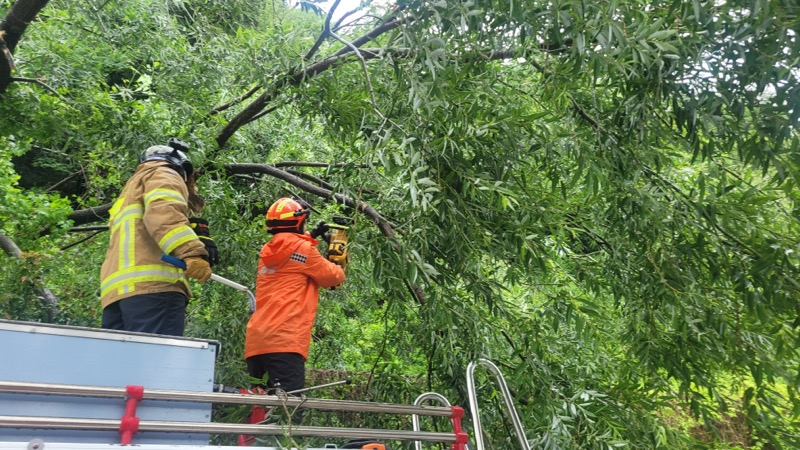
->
[[266, 198, 309, 232]]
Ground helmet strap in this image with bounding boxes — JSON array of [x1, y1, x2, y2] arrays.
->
[[169, 149, 188, 181], [268, 227, 303, 235]]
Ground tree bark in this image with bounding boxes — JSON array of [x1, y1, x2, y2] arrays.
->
[[0, 0, 51, 92], [67, 202, 113, 226]]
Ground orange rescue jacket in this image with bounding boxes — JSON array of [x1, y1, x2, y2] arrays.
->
[[245, 232, 345, 360]]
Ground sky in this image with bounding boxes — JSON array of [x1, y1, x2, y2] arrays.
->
[[320, 0, 386, 22]]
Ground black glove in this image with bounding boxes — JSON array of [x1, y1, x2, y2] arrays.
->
[[309, 221, 330, 240], [189, 218, 220, 268]]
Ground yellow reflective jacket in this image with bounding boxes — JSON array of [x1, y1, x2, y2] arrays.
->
[[100, 161, 208, 308]]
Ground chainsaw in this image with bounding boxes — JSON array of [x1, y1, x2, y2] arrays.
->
[[326, 215, 352, 271]]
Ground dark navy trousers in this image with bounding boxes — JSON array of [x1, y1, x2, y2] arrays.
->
[[101, 291, 188, 336], [246, 352, 305, 393]]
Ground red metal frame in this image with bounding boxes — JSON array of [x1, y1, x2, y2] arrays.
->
[[449, 405, 469, 450], [120, 385, 144, 445], [113, 383, 468, 448]]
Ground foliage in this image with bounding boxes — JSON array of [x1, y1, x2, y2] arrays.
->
[[1, 0, 799, 448], [0, 137, 72, 243]]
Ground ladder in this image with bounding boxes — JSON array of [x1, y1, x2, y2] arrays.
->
[[0, 359, 529, 450], [0, 380, 468, 450]]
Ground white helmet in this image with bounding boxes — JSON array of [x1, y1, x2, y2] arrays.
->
[[140, 138, 193, 178]]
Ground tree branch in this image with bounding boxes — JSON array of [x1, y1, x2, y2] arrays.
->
[[332, 7, 363, 32], [67, 202, 113, 226], [0, 0, 52, 92], [285, 168, 334, 190], [69, 225, 109, 232], [1, 0, 51, 53], [334, 14, 384, 32], [243, 101, 285, 125], [215, 13, 405, 147], [0, 232, 59, 320], [304, 0, 341, 60], [45, 170, 82, 193], [0, 233, 23, 258], [274, 161, 372, 168], [216, 44, 556, 144], [60, 230, 105, 250], [0, 39, 14, 92], [331, 15, 404, 58], [225, 163, 393, 237], [216, 40, 550, 147], [638, 161, 759, 257], [525, 56, 611, 139], [209, 84, 262, 115], [330, 29, 383, 119], [65, 160, 372, 224], [7, 72, 66, 101]]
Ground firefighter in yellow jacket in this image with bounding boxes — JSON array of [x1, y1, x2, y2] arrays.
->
[[100, 140, 212, 336]]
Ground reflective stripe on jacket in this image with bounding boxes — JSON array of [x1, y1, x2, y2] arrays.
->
[[100, 161, 208, 308], [245, 232, 346, 360]]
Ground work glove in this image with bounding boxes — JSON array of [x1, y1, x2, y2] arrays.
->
[[189, 218, 220, 267], [308, 221, 330, 240], [184, 256, 212, 283]]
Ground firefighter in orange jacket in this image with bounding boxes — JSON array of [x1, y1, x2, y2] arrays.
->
[[100, 141, 212, 336], [245, 198, 346, 396]]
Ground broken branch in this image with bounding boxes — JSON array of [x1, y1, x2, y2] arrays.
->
[[0, 232, 59, 320]]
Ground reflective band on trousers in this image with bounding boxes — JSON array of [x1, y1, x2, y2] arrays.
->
[[101, 264, 187, 297]]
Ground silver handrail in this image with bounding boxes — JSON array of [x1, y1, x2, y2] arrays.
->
[[0, 381, 452, 417], [412, 392, 471, 450], [208, 273, 256, 314], [466, 359, 531, 450], [0, 416, 458, 442], [0, 380, 470, 446]]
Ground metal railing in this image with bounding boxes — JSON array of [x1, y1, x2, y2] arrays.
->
[[0, 380, 468, 447], [0, 416, 456, 442], [412, 392, 471, 450], [1, 359, 530, 449], [0, 381, 456, 416], [465, 359, 530, 450]]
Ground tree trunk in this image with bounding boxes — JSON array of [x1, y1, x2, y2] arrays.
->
[[0, 0, 51, 92]]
